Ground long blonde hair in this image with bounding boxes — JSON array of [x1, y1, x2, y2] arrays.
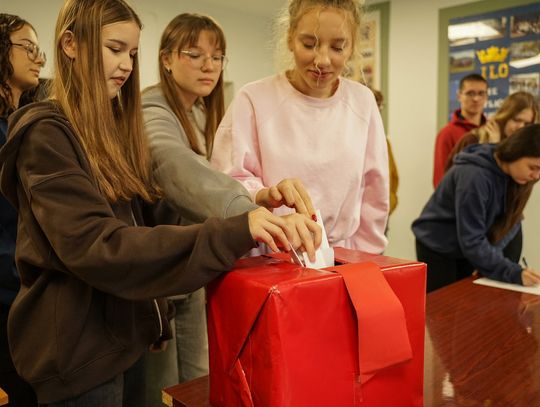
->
[[273, 0, 364, 74], [152, 13, 226, 159], [52, 0, 160, 203]]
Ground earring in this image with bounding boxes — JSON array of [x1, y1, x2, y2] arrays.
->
[[166, 67, 172, 74]]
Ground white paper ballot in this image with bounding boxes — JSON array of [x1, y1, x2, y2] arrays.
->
[[301, 209, 334, 269], [473, 277, 540, 296]]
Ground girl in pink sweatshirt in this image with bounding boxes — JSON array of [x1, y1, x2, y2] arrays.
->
[[212, 0, 389, 253]]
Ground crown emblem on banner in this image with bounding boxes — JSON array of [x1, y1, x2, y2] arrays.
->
[[476, 46, 509, 64]]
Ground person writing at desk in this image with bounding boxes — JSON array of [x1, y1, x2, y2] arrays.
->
[[413, 124, 540, 292]]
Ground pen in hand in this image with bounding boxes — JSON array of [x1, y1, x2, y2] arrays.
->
[[522, 257, 529, 269]]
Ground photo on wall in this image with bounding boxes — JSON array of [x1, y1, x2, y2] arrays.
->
[[510, 11, 540, 38], [350, 9, 380, 89], [510, 40, 540, 62], [448, 17, 506, 47], [449, 49, 475, 73], [447, 2, 540, 118], [509, 72, 539, 98]]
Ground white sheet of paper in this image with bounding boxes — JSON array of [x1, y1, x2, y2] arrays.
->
[[302, 209, 334, 269], [473, 277, 540, 296]]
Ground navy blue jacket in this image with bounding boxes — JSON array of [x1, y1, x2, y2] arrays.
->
[[0, 117, 19, 305], [412, 143, 522, 284]]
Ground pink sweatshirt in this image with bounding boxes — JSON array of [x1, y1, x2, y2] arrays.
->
[[212, 74, 389, 253]]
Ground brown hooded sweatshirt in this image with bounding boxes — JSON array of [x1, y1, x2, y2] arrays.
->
[[0, 101, 255, 403]]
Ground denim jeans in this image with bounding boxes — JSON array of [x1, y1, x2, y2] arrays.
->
[[40, 357, 144, 407], [144, 288, 208, 407]]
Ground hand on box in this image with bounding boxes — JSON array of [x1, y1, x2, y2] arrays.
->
[[247, 208, 321, 261], [255, 178, 316, 218]]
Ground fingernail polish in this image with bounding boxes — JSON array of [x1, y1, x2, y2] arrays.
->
[[311, 214, 317, 222]]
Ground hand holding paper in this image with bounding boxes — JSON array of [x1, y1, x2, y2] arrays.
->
[[287, 209, 334, 269]]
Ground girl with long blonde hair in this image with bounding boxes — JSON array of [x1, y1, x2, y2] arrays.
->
[[212, 0, 390, 254]]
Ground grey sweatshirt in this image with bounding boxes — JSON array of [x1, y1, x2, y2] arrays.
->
[[142, 85, 258, 224]]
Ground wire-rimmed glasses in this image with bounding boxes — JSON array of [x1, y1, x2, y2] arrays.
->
[[11, 42, 47, 67], [178, 50, 228, 71]]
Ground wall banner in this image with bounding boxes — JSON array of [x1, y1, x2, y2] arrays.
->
[[448, 2, 540, 119]]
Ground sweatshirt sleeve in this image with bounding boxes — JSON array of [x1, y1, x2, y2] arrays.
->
[[143, 98, 258, 222], [454, 175, 522, 284], [16, 120, 256, 300], [350, 99, 389, 253], [211, 89, 266, 201]]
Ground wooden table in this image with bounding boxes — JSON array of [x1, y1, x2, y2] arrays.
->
[[0, 387, 8, 406], [163, 277, 540, 406], [162, 376, 208, 407], [425, 277, 540, 406]]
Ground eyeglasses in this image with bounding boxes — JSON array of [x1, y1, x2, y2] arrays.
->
[[462, 90, 487, 98], [11, 42, 47, 67], [178, 50, 228, 70]]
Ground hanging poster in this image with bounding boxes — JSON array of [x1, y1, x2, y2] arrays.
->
[[447, 2, 540, 119], [351, 9, 381, 89]]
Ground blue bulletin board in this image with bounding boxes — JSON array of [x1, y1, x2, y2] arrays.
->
[[447, 2, 540, 119]]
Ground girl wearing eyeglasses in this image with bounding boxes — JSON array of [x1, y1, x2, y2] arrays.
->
[[141, 13, 320, 407], [0, 13, 44, 407]]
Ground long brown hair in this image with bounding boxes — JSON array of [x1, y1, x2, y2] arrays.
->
[[153, 13, 226, 159], [0, 14, 32, 117], [446, 91, 540, 172], [489, 124, 540, 243], [52, 0, 160, 203], [478, 91, 539, 143]]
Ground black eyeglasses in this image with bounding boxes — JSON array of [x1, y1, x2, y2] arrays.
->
[[10, 42, 47, 67]]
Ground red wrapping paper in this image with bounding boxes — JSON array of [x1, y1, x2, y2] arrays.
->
[[207, 248, 426, 407]]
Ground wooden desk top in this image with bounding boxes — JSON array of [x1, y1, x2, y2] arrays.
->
[[162, 376, 208, 407], [425, 277, 540, 406], [163, 277, 540, 406], [0, 387, 8, 406]]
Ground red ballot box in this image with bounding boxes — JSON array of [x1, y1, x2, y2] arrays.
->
[[207, 248, 426, 407]]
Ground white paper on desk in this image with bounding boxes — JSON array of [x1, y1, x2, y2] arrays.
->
[[301, 209, 334, 269], [473, 277, 540, 295]]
